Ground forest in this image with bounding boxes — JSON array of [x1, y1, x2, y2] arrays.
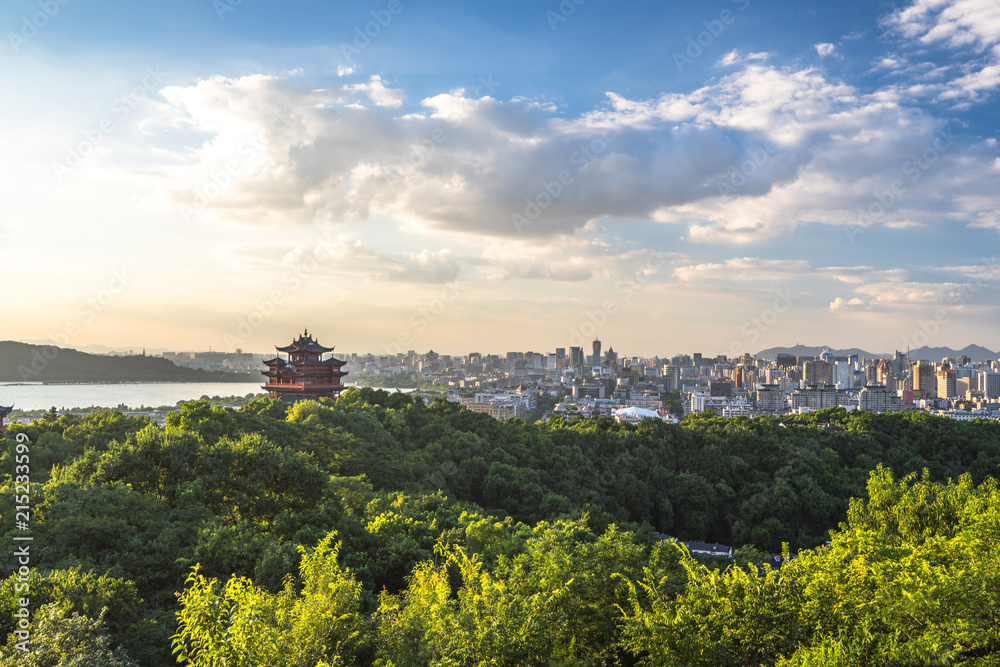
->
[[2, 387, 999, 665]]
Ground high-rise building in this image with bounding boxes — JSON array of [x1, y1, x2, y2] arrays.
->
[[936, 367, 957, 399], [709, 379, 733, 397], [776, 353, 797, 369], [803, 359, 833, 385], [570, 346, 584, 367], [662, 364, 680, 391], [859, 384, 902, 413], [755, 384, 785, 412], [912, 361, 936, 398], [979, 371, 1000, 399], [592, 338, 602, 366], [833, 360, 853, 388]]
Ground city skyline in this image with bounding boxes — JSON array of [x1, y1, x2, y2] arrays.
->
[[12, 335, 999, 365], [3, 0, 999, 356]]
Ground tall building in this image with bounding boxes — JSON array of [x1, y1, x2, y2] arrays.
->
[[592, 338, 602, 366], [262, 330, 349, 403], [803, 359, 834, 385], [709, 379, 733, 397], [859, 384, 902, 413], [755, 384, 785, 412], [979, 371, 1000, 399], [912, 361, 936, 398], [570, 346, 584, 367], [936, 366, 957, 399], [833, 360, 852, 388], [776, 353, 797, 369], [662, 364, 680, 391]]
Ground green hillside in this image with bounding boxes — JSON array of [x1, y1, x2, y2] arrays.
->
[[2, 390, 999, 665]]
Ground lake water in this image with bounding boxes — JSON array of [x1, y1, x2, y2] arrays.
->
[[0, 382, 266, 411], [0, 381, 415, 412]]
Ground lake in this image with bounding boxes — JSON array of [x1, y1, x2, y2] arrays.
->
[[0, 382, 266, 411], [0, 381, 416, 412]]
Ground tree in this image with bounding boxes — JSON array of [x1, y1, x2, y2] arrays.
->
[[0, 604, 138, 667], [172, 531, 367, 667]]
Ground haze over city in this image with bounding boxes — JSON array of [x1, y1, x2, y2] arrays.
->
[[3, 0, 999, 356]]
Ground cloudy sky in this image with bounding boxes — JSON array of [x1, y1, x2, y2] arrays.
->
[[2, 0, 998, 357]]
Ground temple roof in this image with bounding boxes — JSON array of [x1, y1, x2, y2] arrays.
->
[[276, 328, 335, 354], [293, 357, 347, 366], [0, 405, 12, 416]]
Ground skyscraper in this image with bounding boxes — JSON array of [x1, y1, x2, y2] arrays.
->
[[592, 338, 602, 366], [912, 361, 936, 398]]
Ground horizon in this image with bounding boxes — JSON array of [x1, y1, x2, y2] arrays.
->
[[6, 337, 998, 363], [3, 0, 999, 355]]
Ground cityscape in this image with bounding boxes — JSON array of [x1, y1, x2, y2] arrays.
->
[[140, 334, 1000, 422]]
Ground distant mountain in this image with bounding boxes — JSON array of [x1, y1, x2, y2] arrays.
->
[[754, 344, 884, 360], [755, 343, 999, 362], [22, 340, 172, 355], [0, 341, 258, 383], [906, 344, 999, 362]]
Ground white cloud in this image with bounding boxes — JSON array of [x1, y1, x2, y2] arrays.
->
[[145, 62, 999, 244], [815, 43, 836, 57], [882, 0, 1000, 102], [673, 257, 810, 283], [337, 65, 356, 77], [829, 296, 866, 310], [346, 74, 404, 108], [672, 258, 909, 285], [719, 50, 741, 67]]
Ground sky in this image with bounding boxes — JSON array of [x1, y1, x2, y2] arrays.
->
[[1, 0, 999, 357]]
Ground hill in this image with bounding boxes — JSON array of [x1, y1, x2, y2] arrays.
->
[[754, 344, 882, 359], [906, 343, 998, 362], [0, 341, 257, 383], [755, 343, 999, 362]]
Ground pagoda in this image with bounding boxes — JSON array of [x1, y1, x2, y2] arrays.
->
[[261, 329, 349, 403]]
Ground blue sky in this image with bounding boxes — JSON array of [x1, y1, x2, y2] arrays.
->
[[2, 0, 999, 356]]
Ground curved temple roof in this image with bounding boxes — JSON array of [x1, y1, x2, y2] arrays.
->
[[275, 328, 335, 354]]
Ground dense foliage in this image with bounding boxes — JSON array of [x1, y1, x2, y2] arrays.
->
[[2, 388, 998, 665]]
